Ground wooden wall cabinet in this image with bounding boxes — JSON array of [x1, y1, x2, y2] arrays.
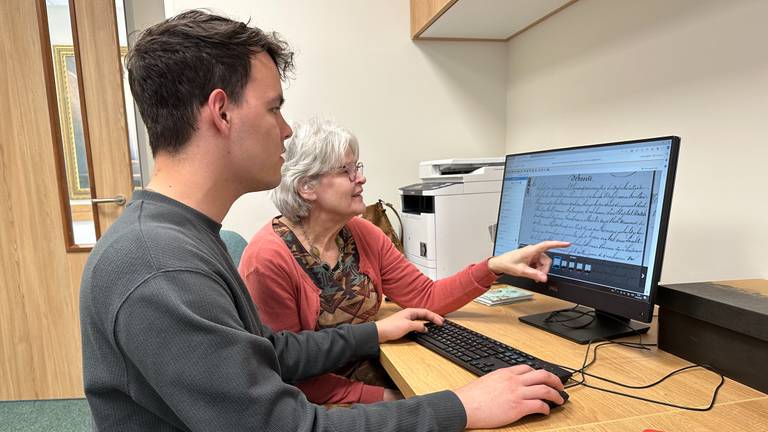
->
[[410, 0, 577, 41]]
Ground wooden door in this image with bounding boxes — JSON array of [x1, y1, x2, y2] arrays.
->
[[0, 0, 133, 400]]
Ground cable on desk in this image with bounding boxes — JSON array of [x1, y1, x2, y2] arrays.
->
[[545, 307, 726, 412]]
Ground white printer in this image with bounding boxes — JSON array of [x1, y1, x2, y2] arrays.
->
[[399, 157, 505, 280]]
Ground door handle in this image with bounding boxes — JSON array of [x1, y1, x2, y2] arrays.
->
[[91, 194, 126, 206]]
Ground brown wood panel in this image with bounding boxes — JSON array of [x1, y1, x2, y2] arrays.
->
[[72, 0, 133, 230], [0, 0, 86, 400], [717, 278, 767, 295], [559, 398, 768, 431], [378, 294, 768, 431], [410, 0, 457, 39], [71, 203, 95, 222]]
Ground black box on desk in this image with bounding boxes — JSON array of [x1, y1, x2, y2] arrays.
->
[[656, 279, 768, 393]]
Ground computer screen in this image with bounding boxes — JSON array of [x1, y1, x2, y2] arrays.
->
[[493, 136, 679, 343]]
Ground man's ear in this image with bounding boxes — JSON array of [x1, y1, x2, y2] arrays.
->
[[206, 89, 230, 134]]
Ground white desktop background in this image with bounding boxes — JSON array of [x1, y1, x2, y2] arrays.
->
[[156, 0, 766, 284]]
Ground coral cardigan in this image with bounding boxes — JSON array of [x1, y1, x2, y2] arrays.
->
[[239, 216, 497, 404]]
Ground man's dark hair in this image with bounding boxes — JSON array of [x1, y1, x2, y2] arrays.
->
[[126, 10, 294, 156]]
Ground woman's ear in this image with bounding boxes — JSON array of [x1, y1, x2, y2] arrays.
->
[[296, 178, 317, 201]]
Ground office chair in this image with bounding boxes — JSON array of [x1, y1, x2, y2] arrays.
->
[[219, 229, 248, 268]]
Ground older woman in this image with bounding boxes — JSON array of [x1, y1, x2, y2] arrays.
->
[[239, 119, 569, 405]]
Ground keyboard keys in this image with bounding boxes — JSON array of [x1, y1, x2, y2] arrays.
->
[[409, 319, 572, 383]]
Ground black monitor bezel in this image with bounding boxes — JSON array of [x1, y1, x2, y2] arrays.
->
[[493, 136, 680, 324]]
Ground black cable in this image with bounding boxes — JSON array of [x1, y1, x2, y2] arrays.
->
[[581, 364, 704, 389], [543, 306, 596, 329], [576, 370, 725, 411], [543, 308, 725, 412], [564, 339, 653, 383]]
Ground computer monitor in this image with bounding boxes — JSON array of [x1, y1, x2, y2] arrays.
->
[[493, 136, 679, 344]]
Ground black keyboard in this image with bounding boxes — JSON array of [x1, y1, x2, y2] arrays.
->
[[409, 319, 572, 383]]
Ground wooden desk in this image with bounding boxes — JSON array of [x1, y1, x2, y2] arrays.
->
[[378, 296, 768, 431]]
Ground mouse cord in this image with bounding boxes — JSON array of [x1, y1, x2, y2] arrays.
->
[[545, 308, 726, 411]]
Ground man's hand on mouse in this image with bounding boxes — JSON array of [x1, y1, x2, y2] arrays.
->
[[453, 365, 565, 429]]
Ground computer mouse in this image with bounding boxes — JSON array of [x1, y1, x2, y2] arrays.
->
[[545, 390, 569, 408]]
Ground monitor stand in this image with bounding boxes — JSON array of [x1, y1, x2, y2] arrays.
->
[[519, 306, 649, 344]]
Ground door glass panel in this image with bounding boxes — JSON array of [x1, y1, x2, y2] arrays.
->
[[45, 0, 96, 247], [115, 0, 144, 190]]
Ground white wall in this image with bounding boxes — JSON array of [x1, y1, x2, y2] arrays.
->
[[165, 0, 508, 241], [505, 0, 768, 283]]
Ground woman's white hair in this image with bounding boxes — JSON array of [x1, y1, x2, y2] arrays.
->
[[270, 118, 359, 222]]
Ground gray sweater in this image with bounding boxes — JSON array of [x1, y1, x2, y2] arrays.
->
[[80, 191, 466, 431]]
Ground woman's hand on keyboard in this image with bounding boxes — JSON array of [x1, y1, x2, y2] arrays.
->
[[454, 364, 565, 429], [375, 308, 444, 343], [488, 241, 571, 283]]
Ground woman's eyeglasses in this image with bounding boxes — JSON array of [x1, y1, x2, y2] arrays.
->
[[334, 161, 364, 181]]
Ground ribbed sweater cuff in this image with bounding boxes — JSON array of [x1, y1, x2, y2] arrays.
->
[[416, 390, 467, 432], [350, 321, 380, 358]]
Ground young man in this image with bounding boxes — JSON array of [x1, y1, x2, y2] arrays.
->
[[80, 10, 565, 431]]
